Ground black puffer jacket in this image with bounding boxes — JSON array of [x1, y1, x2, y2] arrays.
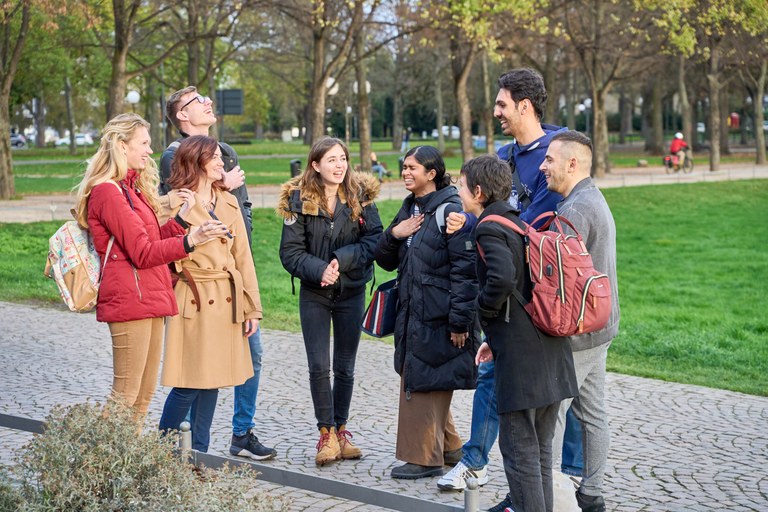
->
[[278, 173, 383, 292], [374, 186, 480, 392]]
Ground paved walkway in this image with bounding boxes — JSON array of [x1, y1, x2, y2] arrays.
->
[[0, 302, 766, 511], [1, 162, 766, 223]]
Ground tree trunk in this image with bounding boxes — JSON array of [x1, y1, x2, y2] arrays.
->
[[391, 39, 405, 150], [208, 74, 218, 139], [0, 1, 30, 198], [678, 55, 692, 147], [753, 60, 767, 165], [566, 69, 576, 132], [435, 63, 445, 153], [719, 87, 730, 155], [482, 52, 495, 154], [33, 96, 46, 147], [64, 77, 77, 155], [186, 4, 200, 86], [650, 79, 663, 154], [618, 89, 628, 144], [0, 97, 15, 198], [106, 47, 130, 120], [592, 88, 610, 178], [542, 41, 558, 124], [452, 40, 478, 162], [309, 29, 327, 144], [707, 42, 722, 172], [355, 35, 371, 173]]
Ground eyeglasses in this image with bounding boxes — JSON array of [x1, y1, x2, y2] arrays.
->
[[179, 95, 211, 111]]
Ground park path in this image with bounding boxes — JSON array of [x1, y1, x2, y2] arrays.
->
[[0, 301, 766, 511], [1, 162, 766, 223]]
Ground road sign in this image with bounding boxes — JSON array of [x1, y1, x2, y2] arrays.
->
[[215, 89, 243, 116]]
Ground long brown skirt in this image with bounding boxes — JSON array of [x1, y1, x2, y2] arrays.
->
[[395, 377, 463, 466]]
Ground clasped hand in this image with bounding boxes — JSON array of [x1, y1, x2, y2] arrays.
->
[[321, 258, 340, 287]]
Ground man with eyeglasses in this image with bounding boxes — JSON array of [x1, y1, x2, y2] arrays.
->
[[160, 86, 277, 462]]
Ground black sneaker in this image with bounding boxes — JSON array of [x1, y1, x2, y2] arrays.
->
[[575, 489, 606, 512], [229, 430, 277, 461], [488, 493, 513, 512]]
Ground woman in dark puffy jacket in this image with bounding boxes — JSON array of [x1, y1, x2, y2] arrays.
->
[[74, 113, 228, 423], [278, 137, 383, 466], [374, 145, 480, 480]]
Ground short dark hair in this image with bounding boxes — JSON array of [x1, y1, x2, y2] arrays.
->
[[551, 130, 593, 154], [166, 86, 197, 133], [404, 145, 451, 189], [498, 68, 547, 120], [460, 155, 513, 207]]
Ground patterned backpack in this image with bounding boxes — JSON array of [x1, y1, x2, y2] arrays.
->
[[44, 221, 114, 313]]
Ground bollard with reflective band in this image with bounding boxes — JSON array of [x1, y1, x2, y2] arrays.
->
[[464, 477, 479, 512]]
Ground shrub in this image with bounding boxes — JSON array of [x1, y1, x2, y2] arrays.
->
[[0, 402, 288, 511]]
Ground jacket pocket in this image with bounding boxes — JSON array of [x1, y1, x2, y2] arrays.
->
[[420, 274, 451, 322]]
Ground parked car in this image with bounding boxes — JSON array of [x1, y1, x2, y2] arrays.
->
[[55, 133, 94, 147], [696, 122, 706, 134], [431, 125, 461, 139], [10, 133, 26, 148]]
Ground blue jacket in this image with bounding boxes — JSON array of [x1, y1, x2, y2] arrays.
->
[[497, 123, 567, 223]]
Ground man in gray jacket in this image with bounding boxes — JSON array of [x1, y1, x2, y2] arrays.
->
[[539, 130, 620, 512]]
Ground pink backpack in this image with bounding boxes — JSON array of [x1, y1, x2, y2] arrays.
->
[[476, 212, 611, 337]]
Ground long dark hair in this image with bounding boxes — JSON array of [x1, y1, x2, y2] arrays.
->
[[167, 135, 225, 192], [300, 137, 362, 218], [404, 145, 451, 189]]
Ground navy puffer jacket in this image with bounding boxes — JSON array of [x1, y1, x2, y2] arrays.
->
[[374, 186, 480, 392]]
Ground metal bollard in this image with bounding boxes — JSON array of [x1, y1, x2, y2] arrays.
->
[[464, 477, 479, 512], [179, 421, 192, 462]]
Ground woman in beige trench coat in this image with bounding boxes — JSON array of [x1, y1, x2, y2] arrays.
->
[[158, 135, 262, 452]]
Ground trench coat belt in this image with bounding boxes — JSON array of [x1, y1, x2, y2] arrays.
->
[[178, 267, 245, 323]]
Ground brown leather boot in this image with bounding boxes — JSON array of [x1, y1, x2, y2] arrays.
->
[[337, 425, 362, 460], [315, 426, 341, 465]]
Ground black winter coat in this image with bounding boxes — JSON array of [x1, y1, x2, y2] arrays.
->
[[474, 201, 578, 413], [375, 186, 480, 393], [278, 173, 383, 292]]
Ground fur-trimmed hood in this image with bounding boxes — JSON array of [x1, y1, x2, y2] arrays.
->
[[276, 171, 381, 219]]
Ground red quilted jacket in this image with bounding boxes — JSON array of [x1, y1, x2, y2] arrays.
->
[[87, 169, 188, 323]]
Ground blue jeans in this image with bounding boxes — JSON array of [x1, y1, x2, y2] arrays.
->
[[461, 360, 499, 469], [159, 388, 219, 452], [561, 407, 584, 476], [299, 285, 364, 429], [232, 328, 263, 436]]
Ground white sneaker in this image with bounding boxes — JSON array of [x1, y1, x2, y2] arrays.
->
[[436, 461, 489, 491]]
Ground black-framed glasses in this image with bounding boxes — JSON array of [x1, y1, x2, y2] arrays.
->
[[180, 95, 211, 111]]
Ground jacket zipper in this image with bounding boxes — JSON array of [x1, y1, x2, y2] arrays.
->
[[132, 266, 142, 301]]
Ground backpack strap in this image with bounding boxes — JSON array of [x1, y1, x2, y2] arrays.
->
[[506, 153, 531, 212], [475, 213, 530, 309], [434, 202, 450, 234]]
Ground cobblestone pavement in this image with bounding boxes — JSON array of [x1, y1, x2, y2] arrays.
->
[[1, 302, 766, 511], [1, 163, 766, 223]]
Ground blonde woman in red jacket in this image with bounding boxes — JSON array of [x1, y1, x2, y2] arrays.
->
[[74, 113, 228, 423]]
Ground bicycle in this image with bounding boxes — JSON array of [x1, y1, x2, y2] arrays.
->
[[664, 148, 694, 174]]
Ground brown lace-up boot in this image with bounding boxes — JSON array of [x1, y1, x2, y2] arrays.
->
[[336, 425, 362, 460], [315, 426, 341, 465]]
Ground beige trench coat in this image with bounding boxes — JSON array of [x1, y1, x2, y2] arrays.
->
[[160, 190, 262, 389]]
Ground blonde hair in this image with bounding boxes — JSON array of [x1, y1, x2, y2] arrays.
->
[[74, 113, 161, 228]]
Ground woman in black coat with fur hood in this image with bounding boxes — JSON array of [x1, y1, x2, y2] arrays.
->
[[278, 137, 383, 466]]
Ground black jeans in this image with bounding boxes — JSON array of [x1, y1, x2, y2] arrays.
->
[[299, 285, 365, 429], [498, 402, 560, 512]]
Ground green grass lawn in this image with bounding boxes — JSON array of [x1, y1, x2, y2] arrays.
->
[[1, 180, 766, 396]]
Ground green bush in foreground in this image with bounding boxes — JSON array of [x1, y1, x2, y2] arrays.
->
[[0, 403, 288, 511]]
